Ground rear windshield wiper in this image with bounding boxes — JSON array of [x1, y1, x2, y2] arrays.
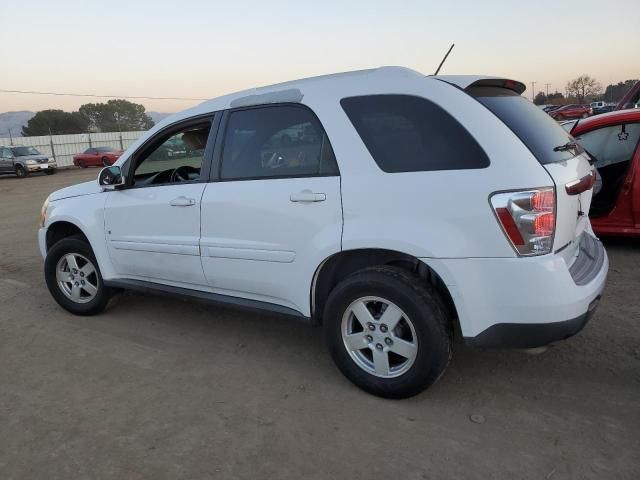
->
[[553, 141, 579, 152]]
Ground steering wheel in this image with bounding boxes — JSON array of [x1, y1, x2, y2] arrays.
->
[[263, 152, 286, 169], [170, 165, 199, 183]]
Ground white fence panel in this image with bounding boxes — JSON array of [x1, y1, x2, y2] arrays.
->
[[0, 131, 146, 167]]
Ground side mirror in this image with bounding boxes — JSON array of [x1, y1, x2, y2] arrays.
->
[[98, 165, 125, 190]]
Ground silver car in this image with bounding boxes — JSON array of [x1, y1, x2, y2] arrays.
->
[[0, 146, 57, 178]]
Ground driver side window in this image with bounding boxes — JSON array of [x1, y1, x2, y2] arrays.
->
[[132, 121, 212, 186]]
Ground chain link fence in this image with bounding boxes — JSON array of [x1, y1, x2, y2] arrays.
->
[[0, 131, 146, 167]]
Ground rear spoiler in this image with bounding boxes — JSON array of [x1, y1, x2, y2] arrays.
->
[[436, 77, 526, 95], [465, 79, 526, 95]]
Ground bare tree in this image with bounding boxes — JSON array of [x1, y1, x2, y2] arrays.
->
[[566, 75, 602, 103]]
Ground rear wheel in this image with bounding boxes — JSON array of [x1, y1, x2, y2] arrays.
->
[[15, 165, 27, 178], [323, 266, 452, 398], [45, 169, 56, 175], [44, 236, 113, 315]]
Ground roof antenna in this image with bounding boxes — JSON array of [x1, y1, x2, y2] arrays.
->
[[434, 43, 455, 75]]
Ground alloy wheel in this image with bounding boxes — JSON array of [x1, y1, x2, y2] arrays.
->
[[55, 253, 99, 303], [341, 296, 418, 378]]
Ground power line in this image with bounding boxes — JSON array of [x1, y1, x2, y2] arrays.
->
[[0, 88, 208, 101]]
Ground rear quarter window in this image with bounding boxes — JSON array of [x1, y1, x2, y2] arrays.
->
[[340, 94, 489, 173], [467, 86, 578, 164]]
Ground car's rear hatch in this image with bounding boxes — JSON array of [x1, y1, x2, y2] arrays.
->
[[440, 77, 595, 254]]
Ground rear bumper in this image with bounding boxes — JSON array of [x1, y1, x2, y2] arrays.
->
[[464, 296, 601, 348], [424, 233, 608, 348]]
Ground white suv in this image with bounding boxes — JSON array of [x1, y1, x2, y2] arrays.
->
[[38, 67, 608, 398]]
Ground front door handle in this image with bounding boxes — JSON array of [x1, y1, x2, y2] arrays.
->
[[170, 196, 196, 207], [290, 190, 326, 203]]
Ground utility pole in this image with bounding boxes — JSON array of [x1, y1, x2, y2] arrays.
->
[[8, 129, 13, 145], [531, 81, 536, 102], [545, 83, 551, 97]]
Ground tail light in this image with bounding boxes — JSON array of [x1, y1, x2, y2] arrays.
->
[[490, 187, 556, 256]]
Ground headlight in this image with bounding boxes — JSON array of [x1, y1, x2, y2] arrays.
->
[[39, 197, 49, 227], [25, 159, 36, 165]]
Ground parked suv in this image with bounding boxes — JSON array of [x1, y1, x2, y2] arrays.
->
[[0, 145, 57, 177], [38, 67, 608, 398]]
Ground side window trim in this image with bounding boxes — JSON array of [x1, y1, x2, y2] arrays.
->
[[209, 103, 339, 183], [122, 112, 221, 190]]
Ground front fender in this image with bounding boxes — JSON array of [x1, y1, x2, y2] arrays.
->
[[43, 193, 114, 278]]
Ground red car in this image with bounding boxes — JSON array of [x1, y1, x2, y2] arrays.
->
[[570, 109, 640, 236], [549, 104, 593, 121], [73, 147, 122, 168]]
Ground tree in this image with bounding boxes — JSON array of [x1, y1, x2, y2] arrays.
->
[[600, 79, 639, 103], [79, 99, 154, 132], [566, 75, 602, 103], [534, 91, 547, 105], [21, 110, 90, 136], [547, 92, 564, 102]]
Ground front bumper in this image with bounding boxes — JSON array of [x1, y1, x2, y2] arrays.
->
[[26, 162, 56, 172], [425, 233, 608, 348], [38, 227, 47, 259]]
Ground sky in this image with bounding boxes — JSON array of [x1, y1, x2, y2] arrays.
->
[[1, 0, 639, 113]]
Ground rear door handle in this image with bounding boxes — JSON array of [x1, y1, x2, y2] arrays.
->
[[170, 196, 196, 207], [290, 190, 326, 203]]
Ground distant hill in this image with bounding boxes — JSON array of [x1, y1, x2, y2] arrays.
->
[[148, 111, 172, 124], [0, 110, 172, 138], [0, 111, 35, 138]]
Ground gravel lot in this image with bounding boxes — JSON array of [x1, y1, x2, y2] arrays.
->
[[1, 168, 639, 480]]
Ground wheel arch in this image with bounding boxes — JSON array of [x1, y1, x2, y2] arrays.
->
[[46, 220, 90, 252], [311, 248, 459, 332]]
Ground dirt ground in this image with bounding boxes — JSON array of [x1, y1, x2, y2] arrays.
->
[[0, 168, 638, 480]]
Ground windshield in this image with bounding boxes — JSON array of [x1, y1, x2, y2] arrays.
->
[[468, 86, 581, 164], [95, 146, 117, 152], [11, 146, 41, 156]]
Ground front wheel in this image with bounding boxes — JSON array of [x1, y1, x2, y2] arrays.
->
[[323, 266, 452, 398], [15, 165, 27, 178], [102, 156, 111, 167], [44, 236, 113, 315]]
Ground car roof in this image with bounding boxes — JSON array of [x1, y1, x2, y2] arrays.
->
[[154, 66, 522, 129], [572, 108, 640, 134]]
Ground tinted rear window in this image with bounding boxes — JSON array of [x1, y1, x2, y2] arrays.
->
[[468, 86, 579, 164], [340, 95, 489, 173]]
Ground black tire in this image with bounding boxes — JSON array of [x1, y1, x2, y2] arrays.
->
[[44, 236, 113, 315], [323, 266, 452, 399], [79, 161, 87, 168], [45, 169, 56, 175], [15, 165, 27, 178], [102, 156, 110, 167]]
